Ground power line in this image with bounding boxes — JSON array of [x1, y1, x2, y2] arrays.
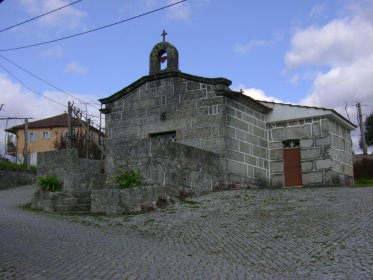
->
[[0, 62, 67, 108], [0, 63, 101, 122], [0, 54, 99, 111], [0, 0, 187, 52], [0, 0, 83, 33]]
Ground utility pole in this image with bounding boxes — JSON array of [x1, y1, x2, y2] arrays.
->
[[99, 104, 103, 160], [357, 102, 368, 155], [67, 102, 72, 149], [86, 118, 90, 159], [24, 118, 30, 169], [3, 119, 8, 158]]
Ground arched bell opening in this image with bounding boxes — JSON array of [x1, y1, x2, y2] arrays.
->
[[159, 50, 168, 71], [149, 40, 179, 75]]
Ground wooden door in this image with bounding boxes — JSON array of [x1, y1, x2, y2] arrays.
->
[[283, 148, 302, 187]]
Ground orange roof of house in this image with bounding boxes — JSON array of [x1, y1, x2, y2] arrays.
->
[[5, 113, 102, 134]]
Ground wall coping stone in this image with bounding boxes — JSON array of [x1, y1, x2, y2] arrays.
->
[[99, 71, 232, 106]]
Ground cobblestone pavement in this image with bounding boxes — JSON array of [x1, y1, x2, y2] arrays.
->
[[1, 185, 372, 279]]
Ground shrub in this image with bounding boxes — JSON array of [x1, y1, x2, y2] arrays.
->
[[0, 161, 37, 174], [112, 170, 145, 189], [37, 175, 62, 192], [30, 166, 37, 174], [353, 158, 373, 180], [354, 179, 373, 187]]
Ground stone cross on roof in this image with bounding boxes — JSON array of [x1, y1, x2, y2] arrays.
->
[[161, 30, 167, 42]]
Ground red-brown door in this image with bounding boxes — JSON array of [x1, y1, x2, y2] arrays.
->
[[283, 148, 302, 187]]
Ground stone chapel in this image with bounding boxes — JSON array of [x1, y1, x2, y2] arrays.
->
[[99, 33, 356, 191]]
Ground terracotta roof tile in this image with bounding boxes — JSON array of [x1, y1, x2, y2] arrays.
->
[[5, 113, 102, 134]]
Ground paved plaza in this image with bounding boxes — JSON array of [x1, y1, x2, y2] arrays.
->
[[1, 185, 372, 279]]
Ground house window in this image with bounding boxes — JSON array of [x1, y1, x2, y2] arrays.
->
[[41, 131, 50, 139], [29, 133, 36, 142], [63, 130, 75, 138]]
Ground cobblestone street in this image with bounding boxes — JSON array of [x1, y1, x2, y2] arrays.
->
[[1, 185, 372, 279]]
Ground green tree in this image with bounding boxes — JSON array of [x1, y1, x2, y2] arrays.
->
[[364, 113, 373, 146]]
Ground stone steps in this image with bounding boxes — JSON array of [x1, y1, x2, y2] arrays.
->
[[54, 204, 91, 213], [54, 190, 91, 213]]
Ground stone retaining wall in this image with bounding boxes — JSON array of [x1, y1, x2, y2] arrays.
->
[[106, 137, 220, 194], [91, 185, 177, 215], [38, 149, 106, 191], [0, 168, 35, 190], [31, 189, 91, 212]]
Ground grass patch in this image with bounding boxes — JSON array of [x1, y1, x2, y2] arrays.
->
[[0, 161, 37, 173], [354, 179, 373, 187], [143, 218, 155, 225], [181, 199, 200, 205], [158, 207, 176, 214]]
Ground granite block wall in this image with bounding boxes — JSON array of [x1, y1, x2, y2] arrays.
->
[[91, 186, 176, 215], [105, 78, 228, 154], [38, 149, 106, 191], [0, 168, 35, 190], [221, 98, 268, 186], [268, 117, 353, 187], [105, 137, 220, 195], [104, 77, 269, 186]]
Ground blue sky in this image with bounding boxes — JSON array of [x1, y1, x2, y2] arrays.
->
[[1, 0, 373, 154]]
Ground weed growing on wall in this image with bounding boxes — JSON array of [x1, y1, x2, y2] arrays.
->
[[37, 175, 62, 192], [112, 170, 145, 188]]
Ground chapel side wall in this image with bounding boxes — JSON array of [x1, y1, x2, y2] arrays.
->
[[325, 118, 354, 185], [268, 117, 353, 187], [105, 78, 228, 166], [221, 98, 268, 186]]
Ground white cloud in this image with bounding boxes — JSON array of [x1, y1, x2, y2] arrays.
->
[[18, 0, 86, 30], [234, 84, 284, 103], [64, 61, 87, 74], [43, 46, 64, 58], [286, 19, 373, 69], [234, 40, 272, 55], [166, 0, 191, 21], [300, 55, 373, 106], [286, 1, 373, 153], [285, 3, 373, 108], [309, 3, 326, 19], [0, 75, 101, 155]]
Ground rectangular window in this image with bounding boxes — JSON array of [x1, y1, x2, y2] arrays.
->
[[63, 130, 75, 138], [29, 133, 36, 142], [41, 131, 50, 139], [282, 139, 300, 148], [150, 131, 176, 142]]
